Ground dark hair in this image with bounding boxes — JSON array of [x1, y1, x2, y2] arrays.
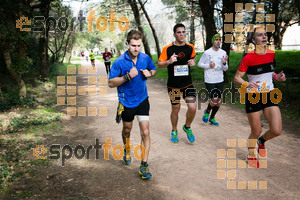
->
[[246, 27, 257, 46], [126, 30, 143, 43], [173, 23, 185, 33]]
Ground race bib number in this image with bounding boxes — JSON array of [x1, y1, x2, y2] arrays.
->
[[174, 65, 189, 76], [106, 57, 110, 61], [248, 82, 271, 93], [212, 66, 222, 74]]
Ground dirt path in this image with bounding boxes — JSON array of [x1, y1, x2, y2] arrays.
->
[[6, 61, 300, 200]]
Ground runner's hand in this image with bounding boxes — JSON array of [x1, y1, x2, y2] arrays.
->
[[187, 58, 195, 66], [129, 67, 138, 78], [140, 69, 151, 78], [222, 55, 228, 64], [276, 71, 286, 81], [210, 61, 215, 68], [168, 53, 178, 64], [247, 81, 260, 89]]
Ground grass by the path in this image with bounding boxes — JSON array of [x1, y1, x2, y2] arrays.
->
[[0, 62, 79, 197]]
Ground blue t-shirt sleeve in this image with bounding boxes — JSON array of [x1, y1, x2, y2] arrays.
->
[[109, 60, 122, 79], [147, 57, 156, 71]]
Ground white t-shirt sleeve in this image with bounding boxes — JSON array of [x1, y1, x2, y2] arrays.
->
[[222, 51, 229, 72], [198, 52, 210, 69]]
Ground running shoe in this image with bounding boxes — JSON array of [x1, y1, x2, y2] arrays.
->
[[202, 109, 210, 123], [182, 124, 195, 143], [209, 118, 219, 126], [122, 148, 132, 165], [139, 163, 152, 179], [246, 154, 260, 168], [171, 130, 179, 143], [257, 140, 267, 158]]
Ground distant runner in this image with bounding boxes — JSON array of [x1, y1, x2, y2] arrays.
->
[[81, 51, 84, 61], [89, 50, 95, 67], [103, 48, 113, 75]]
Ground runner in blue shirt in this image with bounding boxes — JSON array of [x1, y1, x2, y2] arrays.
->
[[108, 30, 156, 179]]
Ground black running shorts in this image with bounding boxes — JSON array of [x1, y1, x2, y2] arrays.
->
[[121, 97, 150, 122], [245, 92, 279, 113], [205, 82, 224, 98], [167, 85, 197, 105]]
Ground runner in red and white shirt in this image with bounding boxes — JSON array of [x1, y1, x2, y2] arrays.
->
[[103, 48, 113, 75], [234, 27, 286, 168], [81, 51, 84, 61]]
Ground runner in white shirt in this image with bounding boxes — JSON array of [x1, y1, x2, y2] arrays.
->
[[198, 34, 228, 126]]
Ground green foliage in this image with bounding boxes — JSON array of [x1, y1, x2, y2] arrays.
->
[[0, 102, 63, 194], [6, 113, 61, 133], [115, 41, 125, 56], [0, 96, 37, 112], [0, 138, 35, 194], [175, 5, 189, 23], [2, 108, 62, 133], [8, 49, 32, 76], [73, 3, 127, 52]]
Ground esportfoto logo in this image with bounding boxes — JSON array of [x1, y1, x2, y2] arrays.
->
[[16, 9, 129, 33], [33, 138, 145, 166]]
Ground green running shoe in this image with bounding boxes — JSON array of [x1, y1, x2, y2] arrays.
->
[[182, 124, 195, 143], [202, 109, 210, 123], [122, 148, 132, 165], [171, 130, 179, 143], [139, 163, 152, 179], [209, 118, 219, 126]]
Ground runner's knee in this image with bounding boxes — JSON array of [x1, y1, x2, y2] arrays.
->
[[123, 124, 132, 134], [187, 103, 196, 113], [140, 128, 150, 138], [270, 127, 282, 137], [171, 105, 180, 114], [251, 128, 262, 138], [211, 97, 221, 105]]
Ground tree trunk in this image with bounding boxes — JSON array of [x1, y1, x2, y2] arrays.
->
[[62, 33, 71, 64], [272, 0, 282, 50], [39, 0, 51, 80], [137, 0, 161, 57], [128, 0, 152, 58], [3, 41, 26, 97], [276, 25, 287, 50], [222, 0, 235, 56], [189, 1, 195, 45], [0, 85, 4, 102], [64, 24, 78, 64], [39, 36, 48, 78], [198, 0, 217, 50], [65, 30, 76, 64], [275, 35, 283, 50], [68, 46, 73, 63], [199, 17, 206, 50]]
